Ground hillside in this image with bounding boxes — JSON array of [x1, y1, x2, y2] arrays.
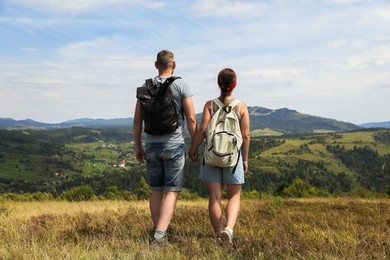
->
[[0, 128, 389, 197], [1, 106, 362, 133]]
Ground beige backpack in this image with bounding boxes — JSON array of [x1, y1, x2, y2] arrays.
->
[[204, 98, 242, 171]]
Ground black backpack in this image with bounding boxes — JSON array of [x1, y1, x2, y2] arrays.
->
[[136, 76, 181, 135]]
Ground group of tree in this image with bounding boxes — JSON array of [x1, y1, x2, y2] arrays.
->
[[1, 128, 390, 200]]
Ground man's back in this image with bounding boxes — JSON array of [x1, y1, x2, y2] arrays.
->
[[144, 76, 193, 144]]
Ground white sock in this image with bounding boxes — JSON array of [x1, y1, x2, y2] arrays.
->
[[224, 227, 233, 237], [153, 229, 166, 240]]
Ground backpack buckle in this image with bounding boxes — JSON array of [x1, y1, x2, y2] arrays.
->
[[223, 106, 232, 113]]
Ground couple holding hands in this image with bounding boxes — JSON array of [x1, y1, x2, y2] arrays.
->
[[133, 50, 250, 246]]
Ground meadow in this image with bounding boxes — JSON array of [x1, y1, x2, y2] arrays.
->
[[1, 198, 389, 259]]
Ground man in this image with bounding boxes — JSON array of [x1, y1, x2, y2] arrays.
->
[[133, 50, 197, 245]]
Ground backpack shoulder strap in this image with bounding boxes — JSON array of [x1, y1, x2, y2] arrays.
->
[[145, 78, 154, 88], [229, 99, 240, 109], [229, 100, 241, 119], [209, 100, 214, 115], [162, 76, 181, 87], [145, 76, 181, 89], [213, 98, 224, 109], [157, 76, 181, 94]]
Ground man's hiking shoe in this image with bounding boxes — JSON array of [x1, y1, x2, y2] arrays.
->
[[220, 228, 233, 245], [215, 236, 223, 245]]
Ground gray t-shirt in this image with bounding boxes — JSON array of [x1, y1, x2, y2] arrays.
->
[[143, 76, 193, 144]]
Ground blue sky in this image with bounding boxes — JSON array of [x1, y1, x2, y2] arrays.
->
[[0, 0, 389, 124]]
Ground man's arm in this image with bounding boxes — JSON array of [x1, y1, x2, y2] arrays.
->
[[182, 96, 197, 140], [188, 101, 211, 161], [133, 101, 145, 164]]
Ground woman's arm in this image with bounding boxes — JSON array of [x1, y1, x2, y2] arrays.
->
[[239, 101, 250, 173]]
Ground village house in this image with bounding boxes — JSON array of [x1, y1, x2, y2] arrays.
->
[[118, 160, 126, 167]]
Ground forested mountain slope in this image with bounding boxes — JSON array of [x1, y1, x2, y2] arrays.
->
[[1, 106, 361, 133]]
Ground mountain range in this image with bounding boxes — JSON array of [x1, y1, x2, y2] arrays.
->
[[1, 107, 388, 133], [359, 121, 390, 128]]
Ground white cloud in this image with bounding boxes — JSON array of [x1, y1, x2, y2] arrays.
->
[[21, 47, 39, 52], [4, 0, 164, 13], [329, 42, 390, 71], [0, 35, 154, 122], [144, 2, 165, 9], [1, 0, 389, 123], [327, 0, 369, 4], [359, 5, 390, 25], [327, 38, 365, 49], [192, 0, 268, 18]]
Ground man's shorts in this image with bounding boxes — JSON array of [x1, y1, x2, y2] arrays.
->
[[200, 154, 245, 184], [145, 143, 185, 192]]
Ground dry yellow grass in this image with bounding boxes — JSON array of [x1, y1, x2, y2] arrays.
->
[[1, 198, 390, 259]]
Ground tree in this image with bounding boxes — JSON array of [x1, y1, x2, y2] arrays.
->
[[282, 178, 325, 198], [61, 185, 95, 201], [136, 177, 150, 200], [103, 186, 122, 200]]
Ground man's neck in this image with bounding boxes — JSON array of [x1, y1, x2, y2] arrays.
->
[[158, 69, 173, 77]]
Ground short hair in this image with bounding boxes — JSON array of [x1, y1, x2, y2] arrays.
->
[[156, 50, 174, 68]]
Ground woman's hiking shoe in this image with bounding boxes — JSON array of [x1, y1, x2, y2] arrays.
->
[[220, 228, 233, 245], [215, 236, 223, 245], [149, 236, 167, 248]]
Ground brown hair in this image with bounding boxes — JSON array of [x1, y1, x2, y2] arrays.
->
[[217, 68, 237, 106], [156, 50, 174, 69]]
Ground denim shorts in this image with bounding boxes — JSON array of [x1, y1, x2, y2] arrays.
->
[[200, 154, 245, 184], [145, 143, 185, 192]]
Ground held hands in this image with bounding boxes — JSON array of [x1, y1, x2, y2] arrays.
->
[[188, 146, 198, 162]]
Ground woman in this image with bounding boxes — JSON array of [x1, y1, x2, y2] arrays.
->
[[189, 68, 250, 245]]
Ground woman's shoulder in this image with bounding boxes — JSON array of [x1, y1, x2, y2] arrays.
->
[[204, 98, 219, 106], [239, 100, 247, 107]]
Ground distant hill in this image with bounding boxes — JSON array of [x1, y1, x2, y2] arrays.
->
[[0, 107, 362, 133], [0, 117, 131, 130], [59, 118, 132, 128], [0, 118, 53, 129], [359, 121, 390, 128], [247, 107, 361, 133]]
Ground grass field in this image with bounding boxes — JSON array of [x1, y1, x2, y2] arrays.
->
[[258, 130, 390, 177], [1, 198, 389, 259], [250, 128, 284, 137]]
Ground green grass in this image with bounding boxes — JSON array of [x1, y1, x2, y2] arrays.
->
[[257, 132, 388, 176], [326, 131, 389, 155], [251, 128, 284, 137], [313, 129, 335, 133], [0, 154, 57, 181], [1, 198, 389, 259], [261, 139, 308, 156], [0, 141, 136, 181]]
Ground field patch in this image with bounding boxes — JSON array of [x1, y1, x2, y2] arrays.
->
[[251, 128, 284, 137]]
